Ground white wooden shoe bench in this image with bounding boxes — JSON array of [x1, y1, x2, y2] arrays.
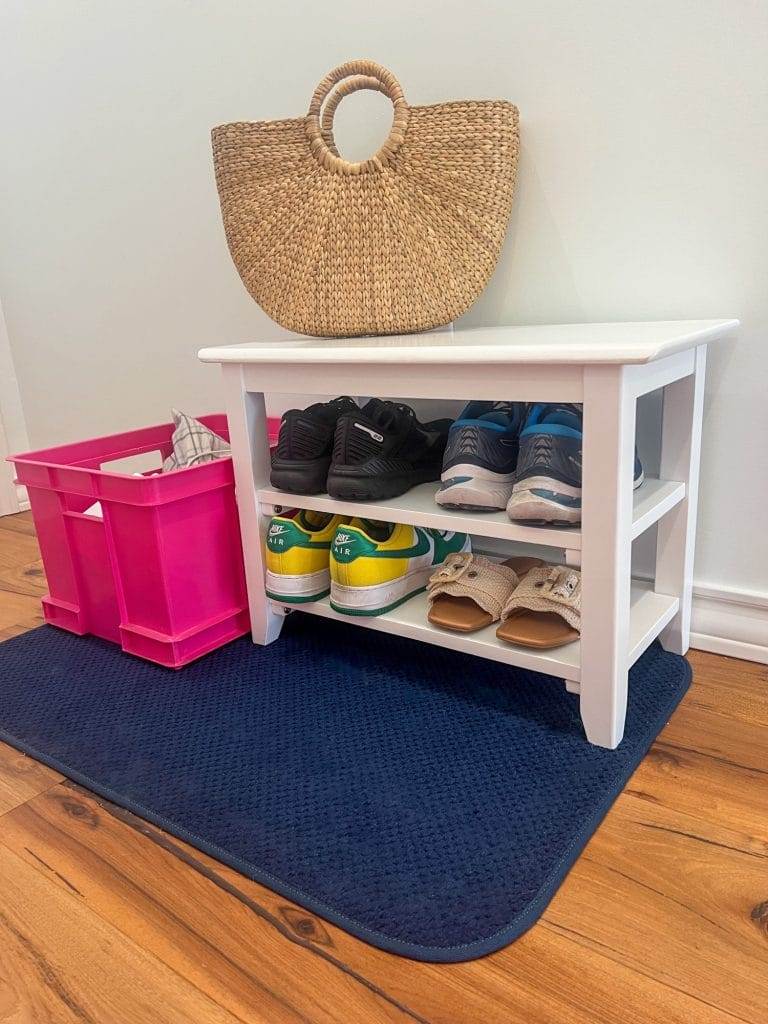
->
[[200, 319, 737, 749]]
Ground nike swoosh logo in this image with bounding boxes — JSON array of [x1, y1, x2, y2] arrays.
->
[[363, 529, 432, 560]]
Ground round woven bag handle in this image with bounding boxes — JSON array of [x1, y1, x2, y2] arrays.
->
[[307, 59, 409, 174], [319, 75, 389, 157]]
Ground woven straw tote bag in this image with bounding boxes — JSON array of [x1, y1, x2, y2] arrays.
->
[[211, 59, 519, 337]]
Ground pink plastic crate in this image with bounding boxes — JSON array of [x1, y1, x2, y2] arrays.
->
[[9, 414, 279, 668]]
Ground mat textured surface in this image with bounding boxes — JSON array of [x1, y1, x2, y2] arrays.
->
[[0, 618, 689, 962]]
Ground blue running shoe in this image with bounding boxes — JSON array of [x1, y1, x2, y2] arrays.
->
[[507, 404, 644, 526], [436, 402, 528, 511]]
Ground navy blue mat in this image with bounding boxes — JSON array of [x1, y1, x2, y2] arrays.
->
[[0, 618, 689, 962]]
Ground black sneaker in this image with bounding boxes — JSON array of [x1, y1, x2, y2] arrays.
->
[[270, 396, 358, 494], [327, 399, 452, 501]]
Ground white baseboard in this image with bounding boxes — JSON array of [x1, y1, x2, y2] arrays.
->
[[689, 581, 768, 665], [15, 482, 29, 512], [689, 632, 768, 663]]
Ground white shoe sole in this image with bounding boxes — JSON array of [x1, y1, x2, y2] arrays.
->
[[507, 476, 581, 525], [436, 463, 515, 511], [507, 491, 581, 525], [506, 472, 645, 525], [265, 567, 330, 603], [330, 566, 435, 616]]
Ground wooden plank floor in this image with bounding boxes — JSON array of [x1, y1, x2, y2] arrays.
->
[[0, 510, 766, 1024]]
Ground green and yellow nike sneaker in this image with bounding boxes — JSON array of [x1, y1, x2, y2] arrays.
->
[[265, 509, 347, 603], [329, 519, 471, 616]]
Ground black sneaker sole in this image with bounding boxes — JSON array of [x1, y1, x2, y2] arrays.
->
[[326, 462, 442, 501], [270, 457, 330, 495]]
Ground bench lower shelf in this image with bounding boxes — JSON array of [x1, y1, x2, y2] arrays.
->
[[270, 580, 679, 686]]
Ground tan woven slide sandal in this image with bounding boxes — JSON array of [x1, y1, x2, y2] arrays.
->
[[427, 553, 544, 633], [496, 565, 581, 649]]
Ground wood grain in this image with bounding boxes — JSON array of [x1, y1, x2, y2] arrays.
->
[[544, 812, 768, 1022], [0, 513, 46, 639], [0, 784, 423, 1024], [0, 510, 36, 536], [0, 783, 748, 1024], [0, 742, 63, 816], [0, 556, 46, 599], [0, 842, 245, 1024], [0, 509, 766, 1024], [0, 588, 44, 638]]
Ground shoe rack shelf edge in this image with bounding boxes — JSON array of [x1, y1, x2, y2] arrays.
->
[[199, 318, 737, 749], [256, 477, 687, 551]]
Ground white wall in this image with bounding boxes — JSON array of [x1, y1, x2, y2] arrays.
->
[[1, 2, 766, 609]]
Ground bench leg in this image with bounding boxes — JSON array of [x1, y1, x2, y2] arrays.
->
[[655, 345, 706, 655], [579, 365, 636, 748], [222, 365, 284, 646]]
